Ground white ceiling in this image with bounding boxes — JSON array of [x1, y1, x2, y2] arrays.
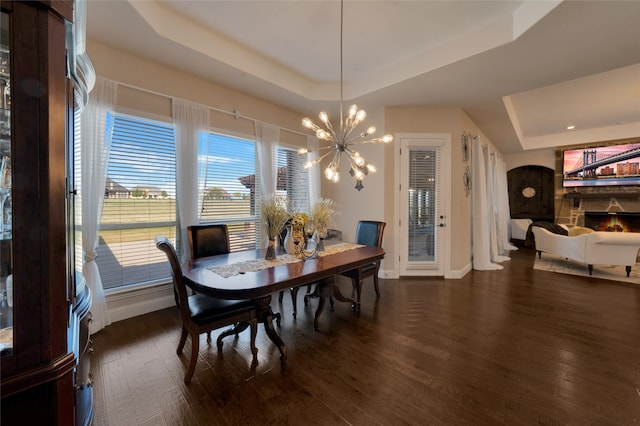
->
[[86, 0, 640, 154]]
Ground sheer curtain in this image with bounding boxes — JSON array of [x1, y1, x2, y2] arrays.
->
[[471, 135, 514, 270], [307, 135, 321, 203], [172, 99, 209, 262], [255, 122, 280, 201], [255, 122, 280, 247], [81, 77, 117, 334]]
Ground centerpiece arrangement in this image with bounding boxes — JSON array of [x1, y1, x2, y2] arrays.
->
[[283, 211, 308, 257], [309, 198, 339, 251], [260, 196, 289, 260]]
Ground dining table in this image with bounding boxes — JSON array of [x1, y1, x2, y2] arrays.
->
[[181, 243, 385, 363]]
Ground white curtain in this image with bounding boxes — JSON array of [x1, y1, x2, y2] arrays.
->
[[307, 135, 321, 203], [255, 122, 280, 248], [495, 155, 517, 254], [471, 135, 513, 270], [255, 122, 280, 201], [81, 77, 117, 335], [172, 99, 209, 262]]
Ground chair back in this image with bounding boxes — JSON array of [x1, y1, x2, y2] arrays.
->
[[188, 224, 231, 259], [355, 221, 386, 248], [155, 235, 191, 322]]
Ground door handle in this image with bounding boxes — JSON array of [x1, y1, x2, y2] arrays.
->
[[439, 223, 445, 228]]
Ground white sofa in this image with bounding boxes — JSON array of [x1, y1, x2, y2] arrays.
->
[[510, 218, 532, 241], [531, 225, 640, 277]]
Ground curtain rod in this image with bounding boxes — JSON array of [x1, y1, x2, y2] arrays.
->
[[112, 79, 310, 138]]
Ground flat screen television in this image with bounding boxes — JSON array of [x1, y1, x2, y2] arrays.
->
[[562, 141, 640, 187]]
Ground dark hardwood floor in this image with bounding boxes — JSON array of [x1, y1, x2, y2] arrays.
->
[[91, 248, 640, 425]]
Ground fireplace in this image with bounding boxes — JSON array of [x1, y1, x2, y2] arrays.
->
[[584, 211, 640, 232]]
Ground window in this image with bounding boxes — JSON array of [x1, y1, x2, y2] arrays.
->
[[199, 132, 259, 251], [96, 113, 177, 289], [277, 146, 310, 213]]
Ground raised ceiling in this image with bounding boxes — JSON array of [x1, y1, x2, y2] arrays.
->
[[86, 0, 640, 154]]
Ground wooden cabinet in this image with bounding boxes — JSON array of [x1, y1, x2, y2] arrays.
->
[[0, 1, 93, 424]]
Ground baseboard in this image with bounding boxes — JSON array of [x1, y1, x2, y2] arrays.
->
[[106, 281, 175, 323], [446, 261, 472, 279]]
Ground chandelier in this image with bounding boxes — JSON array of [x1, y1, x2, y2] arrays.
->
[[299, 0, 393, 191]]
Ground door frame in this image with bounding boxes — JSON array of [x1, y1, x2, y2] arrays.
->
[[394, 133, 451, 277]]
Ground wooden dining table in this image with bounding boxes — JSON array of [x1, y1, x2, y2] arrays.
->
[[181, 244, 385, 363]]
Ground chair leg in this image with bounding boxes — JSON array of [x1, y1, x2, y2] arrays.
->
[[206, 331, 211, 343], [373, 275, 381, 297], [249, 318, 258, 367], [289, 287, 299, 318], [177, 326, 188, 354], [278, 290, 284, 303], [351, 277, 363, 305], [626, 265, 631, 277], [185, 332, 199, 385]]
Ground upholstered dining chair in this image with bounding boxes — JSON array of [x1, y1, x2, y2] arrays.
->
[[187, 224, 231, 259], [155, 235, 258, 385], [340, 221, 386, 306]]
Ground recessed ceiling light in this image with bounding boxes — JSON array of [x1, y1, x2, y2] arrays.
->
[[566, 125, 575, 130]]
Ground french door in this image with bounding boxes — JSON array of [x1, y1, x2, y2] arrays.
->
[[398, 134, 450, 276]]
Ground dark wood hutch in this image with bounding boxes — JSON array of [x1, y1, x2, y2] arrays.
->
[[1, 1, 93, 424]]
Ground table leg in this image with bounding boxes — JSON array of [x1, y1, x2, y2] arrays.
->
[[312, 276, 357, 331], [254, 295, 287, 363]]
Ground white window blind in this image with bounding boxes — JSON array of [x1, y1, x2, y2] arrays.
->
[[199, 132, 259, 251], [277, 146, 310, 213], [97, 113, 177, 289], [73, 108, 83, 276], [408, 147, 439, 262]]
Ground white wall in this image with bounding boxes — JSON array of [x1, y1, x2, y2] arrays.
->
[[504, 147, 555, 171]]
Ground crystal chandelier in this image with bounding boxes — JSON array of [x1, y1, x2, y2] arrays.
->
[[299, 0, 393, 191]]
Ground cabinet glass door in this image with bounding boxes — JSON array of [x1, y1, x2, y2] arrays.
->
[[0, 10, 12, 356]]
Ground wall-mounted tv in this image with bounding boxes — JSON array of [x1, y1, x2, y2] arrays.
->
[[562, 141, 640, 187]]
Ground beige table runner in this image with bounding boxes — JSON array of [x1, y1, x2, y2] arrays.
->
[[208, 242, 364, 278]]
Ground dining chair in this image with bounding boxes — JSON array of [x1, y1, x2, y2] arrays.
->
[[340, 221, 386, 306], [189, 223, 283, 325], [155, 235, 258, 385], [187, 224, 231, 259]]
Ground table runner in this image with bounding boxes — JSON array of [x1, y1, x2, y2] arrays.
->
[[208, 242, 364, 278]]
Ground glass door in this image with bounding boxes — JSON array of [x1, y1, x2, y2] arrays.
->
[[0, 10, 12, 355], [399, 135, 450, 276]]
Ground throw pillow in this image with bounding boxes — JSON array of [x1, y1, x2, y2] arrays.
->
[[568, 226, 595, 237]]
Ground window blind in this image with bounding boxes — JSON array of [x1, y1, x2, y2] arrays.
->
[[97, 113, 177, 289], [199, 133, 259, 251], [277, 146, 310, 214], [408, 147, 439, 261]]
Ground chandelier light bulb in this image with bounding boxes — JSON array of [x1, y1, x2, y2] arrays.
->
[[367, 164, 377, 173], [298, 147, 309, 155], [301, 117, 314, 129], [319, 111, 329, 124]]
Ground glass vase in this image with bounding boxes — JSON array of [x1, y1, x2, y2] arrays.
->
[[265, 238, 276, 260]]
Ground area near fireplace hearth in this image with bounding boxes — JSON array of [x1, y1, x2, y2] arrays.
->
[[554, 140, 640, 231]]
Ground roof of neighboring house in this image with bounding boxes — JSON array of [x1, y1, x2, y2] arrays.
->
[[105, 178, 129, 193], [239, 166, 288, 190]]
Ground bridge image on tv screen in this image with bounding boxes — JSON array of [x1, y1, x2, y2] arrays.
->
[[562, 142, 640, 187]]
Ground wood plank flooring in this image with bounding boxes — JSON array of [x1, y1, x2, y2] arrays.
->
[[91, 248, 640, 425]]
